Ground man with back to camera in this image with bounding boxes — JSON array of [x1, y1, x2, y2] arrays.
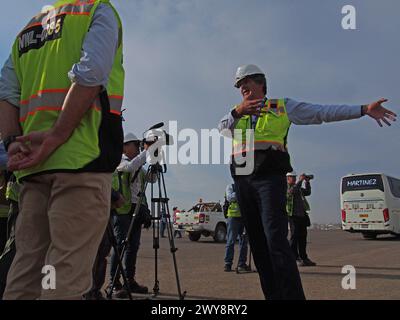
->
[[218, 64, 396, 300], [286, 171, 315, 267], [0, 0, 125, 299]]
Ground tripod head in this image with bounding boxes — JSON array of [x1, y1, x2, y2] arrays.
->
[[149, 162, 167, 174]]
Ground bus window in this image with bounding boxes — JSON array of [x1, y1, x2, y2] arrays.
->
[[341, 174, 384, 193], [388, 177, 400, 198]]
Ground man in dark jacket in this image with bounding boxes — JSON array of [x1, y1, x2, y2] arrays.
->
[[286, 172, 316, 267]]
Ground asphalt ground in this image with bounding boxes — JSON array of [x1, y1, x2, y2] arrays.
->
[[116, 229, 400, 300]]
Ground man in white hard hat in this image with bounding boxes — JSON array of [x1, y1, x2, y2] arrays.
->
[[218, 64, 396, 300], [108, 132, 152, 297], [286, 172, 315, 267]]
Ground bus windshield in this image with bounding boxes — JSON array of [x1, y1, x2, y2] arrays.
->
[[342, 175, 384, 193]]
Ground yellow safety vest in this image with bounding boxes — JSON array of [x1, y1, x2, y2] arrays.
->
[[227, 200, 241, 218], [232, 98, 291, 155], [11, 0, 125, 180]]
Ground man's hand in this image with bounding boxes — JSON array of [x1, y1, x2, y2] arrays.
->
[[299, 174, 306, 182], [7, 129, 65, 171], [7, 141, 31, 171], [363, 98, 397, 127], [235, 98, 265, 117], [7, 141, 31, 158]]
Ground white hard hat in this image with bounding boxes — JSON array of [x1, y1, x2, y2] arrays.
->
[[286, 171, 297, 177], [123, 132, 139, 144], [234, 64, 265, 88]]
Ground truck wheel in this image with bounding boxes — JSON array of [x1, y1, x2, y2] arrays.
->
[[213, 224, 227, 243], [362, 232, 377, 240], [189, 232, 201, 241]]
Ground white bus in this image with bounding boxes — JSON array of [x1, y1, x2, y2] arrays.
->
[[340, 173, 400, 239]]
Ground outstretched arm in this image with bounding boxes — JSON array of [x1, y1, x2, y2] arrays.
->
[[287, 98, 396, 126]]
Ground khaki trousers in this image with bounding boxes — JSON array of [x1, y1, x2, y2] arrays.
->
[[3, 172, 111, 300]]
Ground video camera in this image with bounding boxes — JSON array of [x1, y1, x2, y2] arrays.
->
[[140, 122, 174, 151], [304, 174, 314, 180]]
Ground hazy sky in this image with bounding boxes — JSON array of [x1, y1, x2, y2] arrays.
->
[[1, 0, 399, 223]]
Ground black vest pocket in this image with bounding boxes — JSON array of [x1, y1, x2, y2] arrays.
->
[[82, 90, 123, 173]]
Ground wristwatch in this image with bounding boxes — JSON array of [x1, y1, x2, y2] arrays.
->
[[361, 105, 367, 116], [3, 135, 19, 152]]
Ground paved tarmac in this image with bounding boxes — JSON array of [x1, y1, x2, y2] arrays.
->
[[126, 229, 400, 300]]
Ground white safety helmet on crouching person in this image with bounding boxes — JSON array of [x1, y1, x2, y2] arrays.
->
[[123, 132, 139, 144]]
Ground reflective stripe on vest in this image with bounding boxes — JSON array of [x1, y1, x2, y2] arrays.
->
[[23, 1, 96, 29], [19, 90, 123, 122], [12, 0, 125, 180], [227, 201, 241, 218], [232, 98, 290, 155]]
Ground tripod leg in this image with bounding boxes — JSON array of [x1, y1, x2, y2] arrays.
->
[[160, 172, 186, 300], [105, 218, 132, 300], [152, 179, 160, 296]]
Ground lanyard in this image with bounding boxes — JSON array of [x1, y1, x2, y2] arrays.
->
[[251, 97, 267, 129]]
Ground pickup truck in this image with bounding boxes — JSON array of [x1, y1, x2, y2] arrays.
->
[[174, 202, 227, 242]]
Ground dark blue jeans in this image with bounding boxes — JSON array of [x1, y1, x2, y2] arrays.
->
[[224, 217, 248, 267], [110, 205, 144, 282], [234, 174, 305, 300]]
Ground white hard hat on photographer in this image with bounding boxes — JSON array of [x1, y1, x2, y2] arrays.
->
[[234, 64, 266, 88], [286, 171, 297, 177], [123, 132, 139, 144]]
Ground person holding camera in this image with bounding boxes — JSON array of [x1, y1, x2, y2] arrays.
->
[[108, 133, 152, 297], [286, 172, 316, 267]]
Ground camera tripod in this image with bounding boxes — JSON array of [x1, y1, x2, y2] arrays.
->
[[105, 214, 133, 300], [107, 162, 186, 300]]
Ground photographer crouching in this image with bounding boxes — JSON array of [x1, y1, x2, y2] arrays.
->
[[286, 172, 316, 267]]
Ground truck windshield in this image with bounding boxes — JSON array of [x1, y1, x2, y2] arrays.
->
[[342, 175, 384, 193]]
